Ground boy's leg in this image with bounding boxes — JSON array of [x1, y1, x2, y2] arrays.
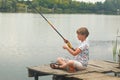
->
[[57, 57, 67, 65], [57, 57, 70, 69], [57, 58, 74, 69], [60, 60, 76, 72]]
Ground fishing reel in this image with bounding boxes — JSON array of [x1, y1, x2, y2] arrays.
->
[[64, 39, 75, 51]]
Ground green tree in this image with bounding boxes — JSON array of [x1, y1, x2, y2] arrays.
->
[[95, 2, 104, 11], [1, 0, 7, 12], [104, 0, 120, 12], [0, 0, 120, 14]]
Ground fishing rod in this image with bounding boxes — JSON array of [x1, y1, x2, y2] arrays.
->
[[27, 1, 74, 50]]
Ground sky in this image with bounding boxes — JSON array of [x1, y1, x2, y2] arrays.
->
[[75, 0, 105, 3]]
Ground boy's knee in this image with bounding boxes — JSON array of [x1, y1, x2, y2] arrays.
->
[[68, 60, 74, 64], [57, 57, 62, 61]]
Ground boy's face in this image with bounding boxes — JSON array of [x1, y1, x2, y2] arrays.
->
[[77, 34, 85, 41]]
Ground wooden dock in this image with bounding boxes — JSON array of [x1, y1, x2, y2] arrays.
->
[[27, 60, 120, 80]]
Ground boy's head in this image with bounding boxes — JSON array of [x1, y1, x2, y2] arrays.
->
[[76, 27, 89, 40]]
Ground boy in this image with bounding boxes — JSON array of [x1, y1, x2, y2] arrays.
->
[[50, 27, 89, 72]]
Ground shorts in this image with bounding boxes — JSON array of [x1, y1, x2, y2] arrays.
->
[[59, 57, 86, 70], [73, 60, 86, 70]]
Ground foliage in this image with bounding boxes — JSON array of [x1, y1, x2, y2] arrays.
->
[[0, 0, 17, 12], [0, 0, 120, 14], [113, 37, 118, 61], [113, 29, 120, 61]]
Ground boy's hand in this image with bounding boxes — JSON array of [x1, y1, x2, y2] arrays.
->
[[63, 44, 69, 49], [64, 39, 69, 43], [64, 39, 75, 51]]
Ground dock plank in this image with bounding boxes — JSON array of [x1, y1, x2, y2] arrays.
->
[[88, 60, 120, 73], [28, 63, 107, 77], [28, 64, 90, 76], [68, 72, 120, 80], [27, 60, 120, 80], [28, 60, 117, 76]]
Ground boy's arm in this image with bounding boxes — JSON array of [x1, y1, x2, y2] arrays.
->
[[63, 44, 82, 56]]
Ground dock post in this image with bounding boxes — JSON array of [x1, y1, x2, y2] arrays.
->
[[115, 73, 117, 76], [34, 73, 39, 80], [114, 72, 117, 77]]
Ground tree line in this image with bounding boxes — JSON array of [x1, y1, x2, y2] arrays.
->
[[0, 0, 120, 14]]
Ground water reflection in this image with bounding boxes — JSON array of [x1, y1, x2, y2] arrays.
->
[[52, 75, 79, 80], [0, 13, 120, 80]]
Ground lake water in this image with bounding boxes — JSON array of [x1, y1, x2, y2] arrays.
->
[[0, 13, 120, 80]]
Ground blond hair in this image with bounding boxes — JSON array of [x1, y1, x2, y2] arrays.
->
[[76, 27, 89, 37]]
